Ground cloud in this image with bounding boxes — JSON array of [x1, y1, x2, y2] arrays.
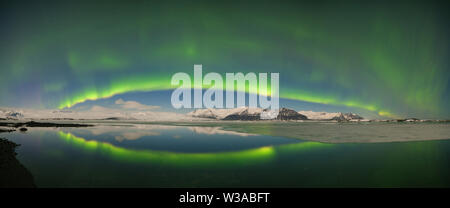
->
[[90, 105, 113, 112], [114, 99, 160, 111]]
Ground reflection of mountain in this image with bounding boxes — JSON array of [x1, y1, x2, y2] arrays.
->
[[88, 125, 177, 142], [114, 132, 160, 142], [84, 124, 256, 142], [89, 124, 178, 136], [188, 127, 256, 137]]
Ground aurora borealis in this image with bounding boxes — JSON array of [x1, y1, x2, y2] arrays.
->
[[1, 0, 449, 118]]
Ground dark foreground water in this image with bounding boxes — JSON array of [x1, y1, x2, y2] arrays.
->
[[4, 123, 450, 187]]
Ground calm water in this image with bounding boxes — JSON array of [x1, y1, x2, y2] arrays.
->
[[3, 123, 450, 187]]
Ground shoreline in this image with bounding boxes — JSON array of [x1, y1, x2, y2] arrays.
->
[[0, 138, 35, 188]]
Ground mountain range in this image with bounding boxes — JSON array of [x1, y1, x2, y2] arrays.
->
[[188, 107, 363, 121], [2, 107, 448, 122]]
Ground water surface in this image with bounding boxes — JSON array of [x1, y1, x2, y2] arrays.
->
[[4, 122, 450, 187]]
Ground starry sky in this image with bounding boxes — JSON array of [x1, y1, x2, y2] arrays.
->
[[0, 0, 449, 119]]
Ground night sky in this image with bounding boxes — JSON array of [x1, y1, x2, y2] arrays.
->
[[1, 0, 449, 118]]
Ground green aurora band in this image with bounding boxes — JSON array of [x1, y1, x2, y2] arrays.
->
[[1, 1, 449, 118], [57, 74, 392, 116]]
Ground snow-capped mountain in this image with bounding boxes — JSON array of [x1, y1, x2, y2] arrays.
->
[[188, 107, 308, 120], [0, 109, 24, 120], [298, 111, 364, 121], [0, 107, 193, 121], [188, 107, 363, 121], [187, 107, 263, 120]]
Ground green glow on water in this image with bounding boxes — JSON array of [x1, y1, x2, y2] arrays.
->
[[58, 131, 331, 167]]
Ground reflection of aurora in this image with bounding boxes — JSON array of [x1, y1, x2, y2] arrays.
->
[[58, 131, 332, 166]]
